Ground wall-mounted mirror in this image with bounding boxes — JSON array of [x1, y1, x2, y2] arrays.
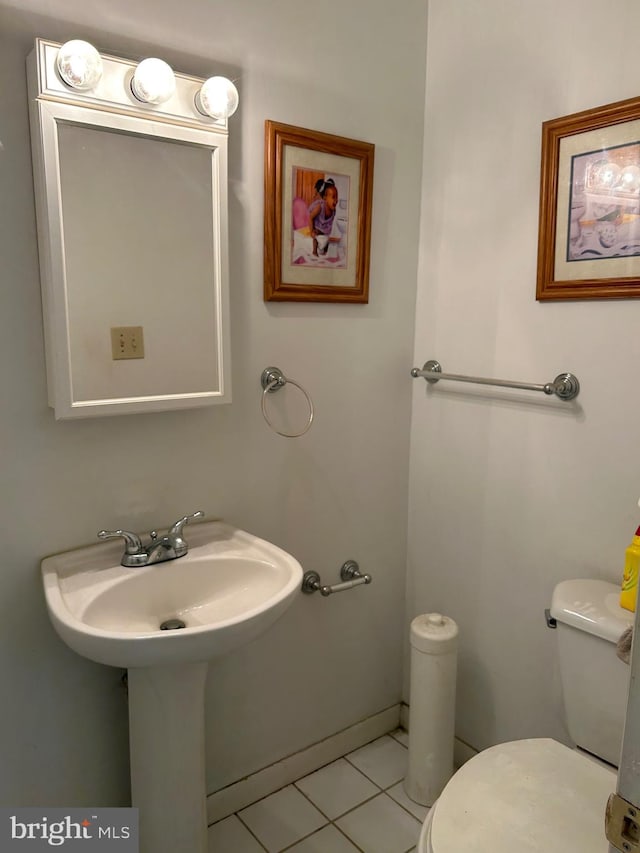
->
[[27, 39, 235, 419]]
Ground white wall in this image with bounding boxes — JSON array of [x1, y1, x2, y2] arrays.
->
[[0, 0, 426, 804], [408, 0, 640, 752]]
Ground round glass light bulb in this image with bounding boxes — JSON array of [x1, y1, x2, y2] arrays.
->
[[594, 161, 620, 190], [56, 40, 103, 91], [131, 58, 176, 105], [620, 165, 640, 194], [195, 76, 239, 120]]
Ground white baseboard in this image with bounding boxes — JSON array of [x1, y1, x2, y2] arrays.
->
[[206, 704, 401, 824], [206, 702, 479, 825]]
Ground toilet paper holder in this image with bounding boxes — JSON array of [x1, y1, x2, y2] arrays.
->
[[302, 560, 372, 596]]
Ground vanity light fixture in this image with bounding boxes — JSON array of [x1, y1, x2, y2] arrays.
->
[[195, 76, 239, 120], [56, 39, 103, 90], [130, 57, 176, 105], [54, 40, 239, 121]]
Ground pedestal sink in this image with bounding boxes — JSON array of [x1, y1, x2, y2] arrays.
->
[[41, 521, 303, 853]]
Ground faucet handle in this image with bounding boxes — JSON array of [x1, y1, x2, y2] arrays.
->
[[167, 511, 204, 539], [97, 529, 144, 555], [166, 511, 204, 559]]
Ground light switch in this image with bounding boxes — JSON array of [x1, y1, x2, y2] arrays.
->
[[111, 326, 145, 360]]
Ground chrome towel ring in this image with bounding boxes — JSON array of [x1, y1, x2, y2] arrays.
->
[[260, 366, 314, 438]]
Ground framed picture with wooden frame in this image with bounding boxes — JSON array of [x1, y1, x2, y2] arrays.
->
[[537, 95, 640, 300], [264, 120, 374, 303]]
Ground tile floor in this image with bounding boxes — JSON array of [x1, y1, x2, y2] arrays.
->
[[208, 729, 429, 853]]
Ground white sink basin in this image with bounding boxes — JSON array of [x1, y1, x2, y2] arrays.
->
[[42, 521, 303, 668]]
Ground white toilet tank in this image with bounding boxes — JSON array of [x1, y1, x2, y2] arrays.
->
[[550, 579, 633, 766]]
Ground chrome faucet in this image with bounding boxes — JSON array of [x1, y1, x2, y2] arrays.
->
[[98, 511, 204, 567]]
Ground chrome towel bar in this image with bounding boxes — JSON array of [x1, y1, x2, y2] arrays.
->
[[411, 360, 580, 401]]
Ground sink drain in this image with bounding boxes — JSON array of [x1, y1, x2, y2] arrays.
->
[[160, 618, 186, 631]]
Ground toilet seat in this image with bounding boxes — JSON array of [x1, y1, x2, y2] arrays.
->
[[417, 738, 615, 852]]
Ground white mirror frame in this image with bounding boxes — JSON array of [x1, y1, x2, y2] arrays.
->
[[27, 39, 232, 419]]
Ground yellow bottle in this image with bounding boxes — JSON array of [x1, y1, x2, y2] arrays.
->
[[620, 525, 640, 612]]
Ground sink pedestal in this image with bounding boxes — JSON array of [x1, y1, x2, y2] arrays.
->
[[128, 662, 208, 853]]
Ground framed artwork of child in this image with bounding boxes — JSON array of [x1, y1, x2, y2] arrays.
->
[[264, 120, 374, 303]]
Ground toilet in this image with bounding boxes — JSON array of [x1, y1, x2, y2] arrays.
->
[[416, 579, 634, 852]]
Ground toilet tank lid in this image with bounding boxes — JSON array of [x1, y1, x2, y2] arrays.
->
[[550, 579, 633, 643]]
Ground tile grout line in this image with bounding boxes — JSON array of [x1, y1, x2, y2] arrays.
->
[[233, 810, 270, 852], [211, 728, 407, 826], [385, 793, 428, 822], [224, 729, 422, 853], [341, 732, 430, 824], [276, 819, 368, 853], [221, 731, 399, 826], [274, 781, 380, 853], [298, 784, 383, 822], [207, 709, 403, 824], [288, 768, 381, 851]]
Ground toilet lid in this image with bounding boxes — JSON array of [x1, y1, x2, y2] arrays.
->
[[428, 738, 615, 852]]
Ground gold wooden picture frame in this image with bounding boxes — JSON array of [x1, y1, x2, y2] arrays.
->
[[537, 95, 640, 300], [264, 120, 374, 303]]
